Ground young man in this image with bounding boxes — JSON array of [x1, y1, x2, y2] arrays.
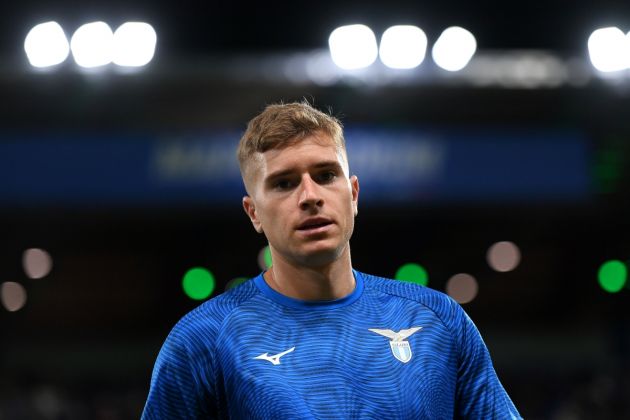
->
[[142, 102, 522, 419]]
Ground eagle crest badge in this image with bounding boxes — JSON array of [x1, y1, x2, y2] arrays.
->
[[369, 327, 423, 363]]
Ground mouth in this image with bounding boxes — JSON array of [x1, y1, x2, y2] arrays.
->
[[296, 218, 334, 232]]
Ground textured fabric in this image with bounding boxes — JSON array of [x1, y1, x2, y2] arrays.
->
[[142, 270, 521, 419]]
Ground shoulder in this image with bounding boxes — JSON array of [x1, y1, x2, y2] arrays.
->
[[358, 270, 466, 333], [167, 278, 261, 351], [143, 279, 264, 418], [360, 271, 458, 311]]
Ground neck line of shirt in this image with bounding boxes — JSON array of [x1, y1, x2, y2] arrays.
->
[[254, 269, 364, 310]]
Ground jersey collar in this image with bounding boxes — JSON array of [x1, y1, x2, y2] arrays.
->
[[254, 269, 364, 310]]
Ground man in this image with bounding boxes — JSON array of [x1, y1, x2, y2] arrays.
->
[[142, 101, 521, 419]]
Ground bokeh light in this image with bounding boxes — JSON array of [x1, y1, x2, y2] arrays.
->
[[395, 263, 428, 286], [24, 21, 70, 68], [225, 277, 249, 291], [446, 273, 478, 304], [112, 22, 157, 67], [487, 241, 521, 272], [328, 24, 378, 70], [432, 26, 477, 71], [182, 267, 215, 300], [379, 25, 427, 69], [70, 21, 114, 68], [1, 282, 27, 312], [598, 260, 627, 293], [258, 245, 272, 270], [587, 27, 630, 72], [23, 248, 53, 279]]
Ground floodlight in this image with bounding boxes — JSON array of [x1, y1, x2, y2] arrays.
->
[[587, 27, 630, 72], [113, 22, 157, 67], [328, 24, 378, 70], [70, 21, 114, 68], [24, 21, 69, 68], [379, 25, 427, 69], [432, 26, 477, 72]]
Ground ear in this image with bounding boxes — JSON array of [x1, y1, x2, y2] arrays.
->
[[350, 175, 360, 216], [243, 195, 264, 233]]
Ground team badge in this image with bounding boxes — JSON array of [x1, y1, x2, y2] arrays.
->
[[369, 327, 423, 363]]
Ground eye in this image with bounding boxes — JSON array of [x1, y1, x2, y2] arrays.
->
[[274, 179, 294, 190], [317, 171, 337, 183]]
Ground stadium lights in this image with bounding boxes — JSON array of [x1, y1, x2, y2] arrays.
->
[[70, 21, 114, 68], [24, 21, 70, 68], [25, 21, 157, 69], [112, 22, 157, 67], [328, 24, 378, 70], [432, 26, 477, 72], [587, 27, 630, 72], [379, 25, 427, 69], [329, 24, 476, 72]]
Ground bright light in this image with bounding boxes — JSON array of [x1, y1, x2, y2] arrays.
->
[[379, 25, 427, 69], [598, 260, 627, 293], [258, 246, 272, 270], [225, 277, 249, 291], [395, 263, 429, 286], [587, 27, 630, 72], [445, 273, 478, 304], [70, 21, 114, 68], [328, 24, 378, 70], [432, 26, 477, 71], [182, 267, 215, 300], [1, 282, 27, 312], [487, 241, 521, 272], [24, 21, 69, 68], [22, 248, 53, 279], [113, 22, 157, 67]]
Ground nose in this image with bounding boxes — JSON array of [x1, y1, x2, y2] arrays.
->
[[298, 175, 323, 210]]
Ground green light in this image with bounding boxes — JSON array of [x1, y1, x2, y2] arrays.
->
[[182, 267, 216, 300], [264, 246, 273, 268], [395, 263, 428, 286], [225, 277, 248, 291], [598, 260, 627, 293]]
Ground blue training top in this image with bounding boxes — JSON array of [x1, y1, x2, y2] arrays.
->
[[142, 270, 521, 419]]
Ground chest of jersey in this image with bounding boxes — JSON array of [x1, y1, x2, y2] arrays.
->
[[213, 295, 458, 419]]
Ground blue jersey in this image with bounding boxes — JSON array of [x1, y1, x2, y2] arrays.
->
[[142, 270, 521, 419]]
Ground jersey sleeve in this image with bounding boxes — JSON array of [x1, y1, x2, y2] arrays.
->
[[141, 325, 216, 419], [453, 303, 522, 419]]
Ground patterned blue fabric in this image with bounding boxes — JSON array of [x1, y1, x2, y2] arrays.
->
[[142, 270, 521, 419]]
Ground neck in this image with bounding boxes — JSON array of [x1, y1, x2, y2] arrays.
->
[[263, 246, 355, 301]]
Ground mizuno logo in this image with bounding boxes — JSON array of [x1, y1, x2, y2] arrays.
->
[[369, 327, 423, 363], [253, 347, 295, 365]]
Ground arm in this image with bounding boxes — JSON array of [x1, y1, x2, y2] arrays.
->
[[454, 306, 522, 419]]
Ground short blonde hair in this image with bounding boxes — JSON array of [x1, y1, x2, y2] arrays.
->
[[237, 101, 345, 179]]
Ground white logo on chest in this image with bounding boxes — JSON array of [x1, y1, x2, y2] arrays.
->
[[369, 327, 423, 363], [253, 347, 295, 365]]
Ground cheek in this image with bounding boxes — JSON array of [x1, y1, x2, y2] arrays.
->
[[261, 202, 290, 234]]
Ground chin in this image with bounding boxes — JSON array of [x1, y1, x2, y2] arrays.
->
[[294, 244, 347, 268]]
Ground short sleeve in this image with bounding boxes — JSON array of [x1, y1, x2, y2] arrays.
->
[[454, 306, 522, 419], [141, 329, 215, 419]]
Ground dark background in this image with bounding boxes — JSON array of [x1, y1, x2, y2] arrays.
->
[[1, 1, 630, 418]]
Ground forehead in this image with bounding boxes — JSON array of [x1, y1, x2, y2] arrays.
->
[[263, 136, 345, 172]]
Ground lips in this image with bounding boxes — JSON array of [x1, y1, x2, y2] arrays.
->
[[296, 217, 333, 231]]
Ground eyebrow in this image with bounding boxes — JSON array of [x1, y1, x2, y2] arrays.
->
[[264, 161, 342, 182]]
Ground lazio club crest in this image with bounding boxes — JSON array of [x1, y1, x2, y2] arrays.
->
[[369, 327, 423, 363]]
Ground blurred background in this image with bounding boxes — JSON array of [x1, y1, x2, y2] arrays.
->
[[1, 0, 630, 418]]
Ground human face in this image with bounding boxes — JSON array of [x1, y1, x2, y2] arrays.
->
[[242, 133, 359, 268]]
